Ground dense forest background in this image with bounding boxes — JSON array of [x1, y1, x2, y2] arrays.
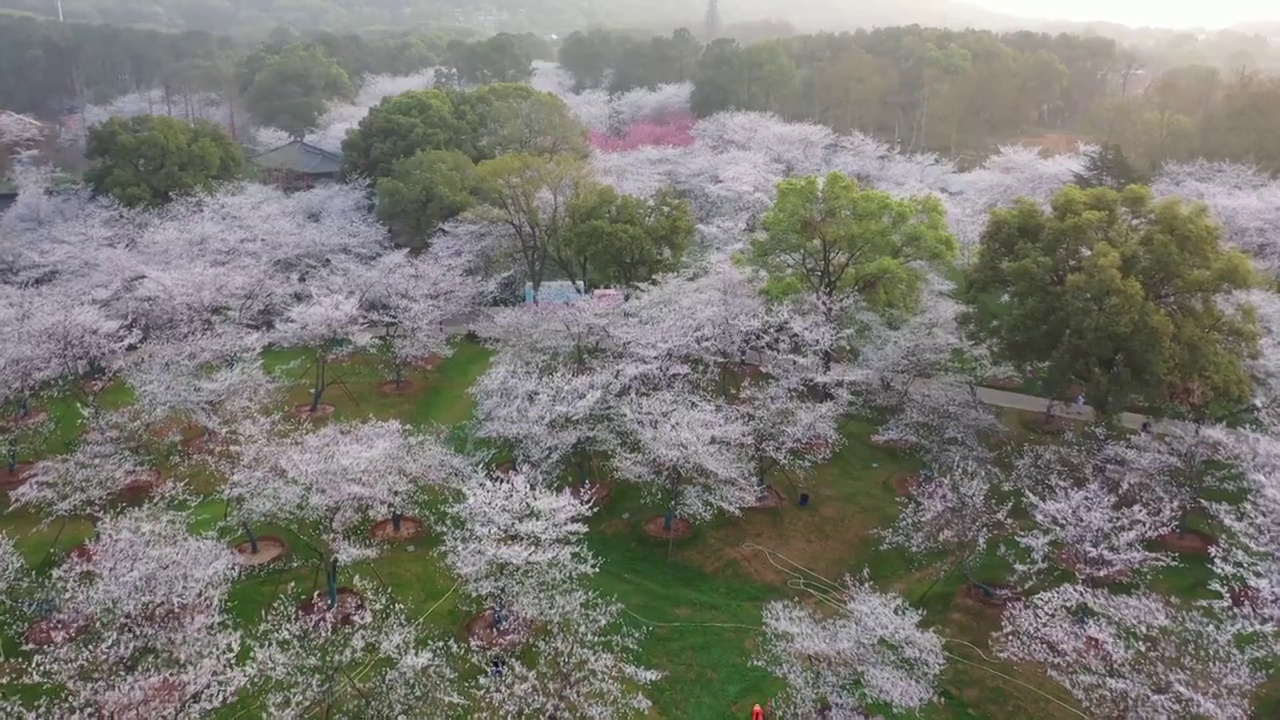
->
[[2, 3, 1279, 179]]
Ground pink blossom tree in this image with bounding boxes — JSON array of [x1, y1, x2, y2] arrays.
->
[[440, 470, 597, 639], [608, 389, 755, 534], [247, 576, 463, 717], [20, 505, 247, 718], [9, 407, 161, 524], [471, 352, 619, 486], [1005, 428, 1181, 587], [226, 418, 464, 597], [274, 290, 374, 416], [475, 587, 660, 718], [995, 584, 1265, 720], [755, 576, 946, 718], [881, 457, 1012, 601]]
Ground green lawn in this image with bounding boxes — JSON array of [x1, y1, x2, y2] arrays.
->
[[2, 338, 1276, 718]]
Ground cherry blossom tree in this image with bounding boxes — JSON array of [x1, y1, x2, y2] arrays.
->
[[870, 380, 1005, 468], [0, 532, 26, 605], [124, 327, 278, 441], [440, 470, 597, 637], [247, 575, 463, 718], [20, 505, 247, 718], [274, 290, 373, 415], [1208, 439, 1280, 629], [9, 407, 161, 524], [608, 389, 755, 533], [881, 457, 1011, 599], [735, 373, 844, 500], [226, 418, 464, 594], [995, 584, 1264, 720], [30, 298, 137, 395], [470, 352, 619, 485], [475, 587, 660, 719], [755, 576, 946, 718], [1005, 428, 1180, 587]]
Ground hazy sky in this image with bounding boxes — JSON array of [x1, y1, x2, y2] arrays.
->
[[968, 0, 1278, 29]]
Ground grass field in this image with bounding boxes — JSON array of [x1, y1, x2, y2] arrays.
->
[[2, 338, 1276, 718]]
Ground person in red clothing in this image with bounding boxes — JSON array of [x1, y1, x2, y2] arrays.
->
[[752, 703, 765, 720]]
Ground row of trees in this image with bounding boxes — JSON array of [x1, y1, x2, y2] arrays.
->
[[559, 24, 1280, 172]]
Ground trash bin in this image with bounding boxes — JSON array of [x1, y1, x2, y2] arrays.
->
[[798, 492, 810, 507]]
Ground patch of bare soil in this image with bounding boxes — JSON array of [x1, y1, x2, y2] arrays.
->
[[1028, 414, 1068, 435], [0, 409, 49, 430], [378, 379, 416, 395], [983, 375, 1023, 390], [747, 485, 786, 510], [24, 612, 93, 647], [642, 515, 694, 540], [296, 587, 369, 628], [289, 404, 336, 421], [0, 463, 33, 492], [232, 535, 288, 567], [370, 516, 425, 542], [961, 582, 1022, 609], [1156, 529, 1216, 555], [415, 355, 445, 371], [893, 473, 921, 496], [569, 482, 613, 506], [465, 608, 528, 651], [116, 469, 165, 505]]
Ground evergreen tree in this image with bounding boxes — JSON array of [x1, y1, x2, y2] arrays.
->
[[1073, 143, 1142, 191]]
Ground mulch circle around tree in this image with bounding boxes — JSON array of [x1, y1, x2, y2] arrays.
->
[[748, 485, 787, 510], [569, 482, 613, 506], [465, 608, 528, 651], [371, 516, 425, 542], [892, 473, 922, 496], [0, 409, 49, 431], [24, 612, 93, 647], [69, 543, 94, 562], [378, 379, 416, 395], [0, 463, 34, 492], [1156, 529, 1217, 555], [179, 427, 213, 454], [296, 587, 370, 629], [962, 582, 1022, 608], [289, 404, 336, 422], [983, 375, 1023, 390], [115, 469, 165, 505], [415, 355, 445, 371], [867, 434, 913, 451], [1229, 585, 1266, 613], [642, 515, 695, 540], [231, 535, 288, 567], [1056, 550, 1131, 586]]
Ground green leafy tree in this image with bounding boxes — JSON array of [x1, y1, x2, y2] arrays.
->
[[375, 150, 477, 242], [245, 44, 354, 139], [747, 172, 957, 321], [467, 84, 587, 159], [963, 185, 1259, 418], [476, 153, 589, 302], [555, 185, 694, 292], [84, 115, 243, 208], [341, 89, 470, 180], [442, 33, 533, 87]]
